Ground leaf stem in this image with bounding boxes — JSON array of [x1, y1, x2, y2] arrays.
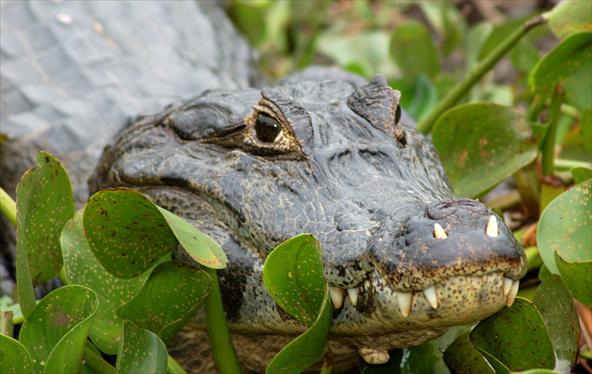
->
[[542, 87, 563, 175], [167, 354, 187, 374], [0, 187, 16, 225], [554, 158, 592, 170], [204, 267, 242, 374], [417, 15, 547, 133], [83, 346, 116, 374]]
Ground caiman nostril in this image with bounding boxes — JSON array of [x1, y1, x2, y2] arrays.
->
[[486, 215, 499, 238], [433, 223, 447, 240]]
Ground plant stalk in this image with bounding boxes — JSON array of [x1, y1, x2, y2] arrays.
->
[[83, 346, 116, 374], [204, 267, 242, 374], [417, 15, 547, 134], [0, 187, 16, 225], [167, 354, 188, 374], [541, 87, 563, 176]]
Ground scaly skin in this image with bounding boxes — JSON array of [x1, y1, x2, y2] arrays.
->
[[90, 77, 527, 371]]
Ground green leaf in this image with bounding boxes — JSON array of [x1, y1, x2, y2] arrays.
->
[[317, 31, 392, 78], [266, 296, 331, 374], [571, 166, 592, 184], [0, 334, 33, 374], [544, 0, 592, 39], [397, 75, 438, 121], [19, 285, 98, 374], [537, 179, 592, 275], [390, 20, 440, 81], [532, 276, 580, 371], [84, 189, 179, 278], [61, 211, 150, 354], [263, 234, 326, 325], [432, 103, 538, 197], [530, 32, 592, 112], [84, 189, 227, 278], [444, 333, 494, 374], [116, 322, 167, 374], [16, 151, 75, 317], [117, 261, 211, 344], [156, 207, 227, 269], [263, 234, 330, 373], [470, 298, 555, 371], [556, 253, 592, 306]]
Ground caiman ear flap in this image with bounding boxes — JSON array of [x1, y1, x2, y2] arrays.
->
[[347, 76, 405, 143]]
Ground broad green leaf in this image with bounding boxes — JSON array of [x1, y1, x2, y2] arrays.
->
[[317, 31, 392, 78], [470, 298, 555, 371], [397, 75, 438, 121], [156, 207, 227, 269], [265, 295, 330, 374], [0, 334, 33, 374], [390, 20, 440, 81], [530, 32, 592, 111], [16, 151, 75, 317], [533, 276, 580, 372], [444, 333, 494, 374], [263, 234, 326, 325], [84, 189, 227, 278], [514, 370, 560, 374], [16, 151, 75, 284], [84, 189, 178, 278], [544, 0, 592, 39], [117, 261, 211, 343], [537, 179, 592, 274], [19, 285, 98, 374], [571, 166, 592, 184], [556, 253, 592, 306], [116, 322, 167, 374], [263, 234, 330, 373], [61, 211, 150, 354], [432, 103, 537, 198], [419, 1, 463, 56]]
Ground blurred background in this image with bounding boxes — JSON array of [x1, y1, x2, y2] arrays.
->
[[226, 0, 559, 121]]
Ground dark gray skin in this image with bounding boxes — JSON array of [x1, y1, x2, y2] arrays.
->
[[1, 2, 527, 372], [91, 76, 526, 369]]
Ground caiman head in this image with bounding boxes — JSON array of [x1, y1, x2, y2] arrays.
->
[[90, 76, 526, 360]]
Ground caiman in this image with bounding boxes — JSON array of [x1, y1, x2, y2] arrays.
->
[[0, 1, 527, 372]]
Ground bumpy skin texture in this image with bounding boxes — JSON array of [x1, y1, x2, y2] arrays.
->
[[2, 2, 527, 372], [91, 77, 527, 371]]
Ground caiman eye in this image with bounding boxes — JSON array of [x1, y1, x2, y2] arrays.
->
[[255, 112, 281, 142], [395, 105, 401, 124]]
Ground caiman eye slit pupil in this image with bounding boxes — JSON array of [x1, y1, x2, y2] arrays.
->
[[255, 113, 281, 142]]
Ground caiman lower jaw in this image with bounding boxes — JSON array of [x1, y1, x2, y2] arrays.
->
[[327, 271, 520, 363]]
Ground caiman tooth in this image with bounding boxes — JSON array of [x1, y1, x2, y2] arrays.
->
[[503, 277, 513, 296], [506, 280, 519, 307], [486, 215, 499, 238], [423, 286, 438, 309], [358, 347, 390, 365], [347, 288, 359, 306], [364, 280, 371, 290], [329, 286, 345, 310], [395, 291, 413, 317], [434, 223, 447, 240]]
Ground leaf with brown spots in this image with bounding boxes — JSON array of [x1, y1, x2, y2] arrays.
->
[[470, 298, 555, 371], [19, 285, 98, 374], [432, 103, 538, 198], [61, 210, 150, 354], [16, 151, 75, 314], [117, 261, 211, 344]]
